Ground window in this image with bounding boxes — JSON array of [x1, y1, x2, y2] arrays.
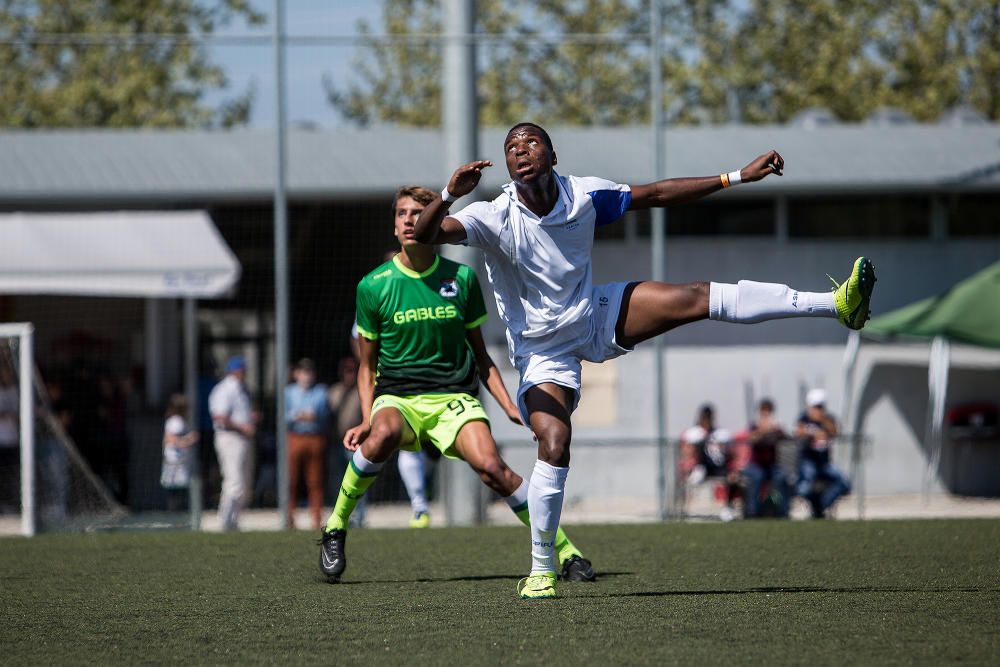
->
[[948, 195, 1000, 236], [788, 197, 930, 237]]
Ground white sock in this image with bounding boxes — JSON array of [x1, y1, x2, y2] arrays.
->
[[352, 448, 384, 473], [709, 280, 837, 324], [505, 478, 529, 512], [528, 460, 569, 575], [397, 449, 428, 515]]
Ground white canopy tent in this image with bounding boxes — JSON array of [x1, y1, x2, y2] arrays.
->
[[0, 211, 240, 297], [0, 210, 241, 531]]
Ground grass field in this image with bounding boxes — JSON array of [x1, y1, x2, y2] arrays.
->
[[2, 519, 999, 664]]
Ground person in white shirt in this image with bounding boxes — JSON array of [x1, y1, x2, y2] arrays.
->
[[414, 122, 877, 599], [209, 356, 256, 531], [161, 393, 199, 512]]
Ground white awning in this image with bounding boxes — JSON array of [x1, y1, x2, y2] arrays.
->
[[0, 211, 240, 298]]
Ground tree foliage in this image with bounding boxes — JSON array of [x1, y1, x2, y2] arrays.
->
[[327, 0, 1000, 127], [325, 0, 650, 127], [0, 0, 263, 128]]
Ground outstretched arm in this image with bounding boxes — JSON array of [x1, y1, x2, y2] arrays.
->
[[414, 159, 493, 244], [629, 150, 784, 209], [466, 326, 522, 425]]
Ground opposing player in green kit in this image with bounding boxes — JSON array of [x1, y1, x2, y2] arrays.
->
[[318, 186, 594, 584]]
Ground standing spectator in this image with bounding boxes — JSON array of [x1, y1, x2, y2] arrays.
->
[[743, 398, 790, 518], [0, 365, 19, 512], [285, 358, 329, 530], [796, 388, 851, 518], [327, 355, 365, 526], [38, 377, 70, 522], [209, 356, 256, 531], [160, 393, 199, 512]]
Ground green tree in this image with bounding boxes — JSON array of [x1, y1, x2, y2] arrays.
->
[[878, 0, 1000, 121], [325, 0, 651, 127], [720, 0, 886, 123], [0, 0, 263, 128], [688, 0, 1000, 123], [963, 0, 1000, 119], [329, 0, 1000, 127]]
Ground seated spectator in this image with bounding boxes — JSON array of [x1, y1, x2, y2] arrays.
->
[[796, 389, 851, 518], [680, 404, 740, 521], [743, 398, 791, 518]]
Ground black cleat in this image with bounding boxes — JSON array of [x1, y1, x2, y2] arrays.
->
[[560, 554, 597, 582], [319, 529, 347, 582]]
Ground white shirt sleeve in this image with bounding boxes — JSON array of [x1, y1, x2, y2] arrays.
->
[[450, 200, 499, 248], [208, 382, 230, 419], [575, 176, 632, 227]]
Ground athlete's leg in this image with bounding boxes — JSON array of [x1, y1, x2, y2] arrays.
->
[[616, 279, 837, 348], [324, 407, 413, 531], [452, 419, 521, 495], [617, 257, 876, 347], [521, 384, 575, 582], [397, 449, 429, 521], [451, 419, 586, 569]]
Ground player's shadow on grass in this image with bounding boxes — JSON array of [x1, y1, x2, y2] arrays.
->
[[330, 571, 633, 585], [589, 585, 1000, 598]]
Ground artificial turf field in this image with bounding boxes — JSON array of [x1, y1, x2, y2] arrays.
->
[[2, 519, 998, 665]]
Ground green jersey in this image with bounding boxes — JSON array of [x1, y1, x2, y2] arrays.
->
[[355, 254, 488, 399]]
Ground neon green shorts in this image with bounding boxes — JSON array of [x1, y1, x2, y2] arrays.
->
[[370, 392, 490, 460]]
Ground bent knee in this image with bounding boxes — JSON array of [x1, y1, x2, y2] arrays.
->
[[474, 457, 508, 485], [366, 422, 402, 457], [535, 431, 571, 466], [683, 282, 711, 310]]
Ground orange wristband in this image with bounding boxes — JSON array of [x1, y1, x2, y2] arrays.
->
[[720, 172, 731, 188]]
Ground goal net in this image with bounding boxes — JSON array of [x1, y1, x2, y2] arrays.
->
[[0, 323, 126, 535]]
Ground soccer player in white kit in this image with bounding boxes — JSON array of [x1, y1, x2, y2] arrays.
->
[[414, 122, 876, 599]]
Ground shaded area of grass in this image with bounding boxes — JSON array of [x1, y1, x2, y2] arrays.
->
[[2, 520, 998, 664]]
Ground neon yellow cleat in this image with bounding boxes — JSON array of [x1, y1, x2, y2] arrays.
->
[[830, 256, 877, 330], [517, 572, 557, 600], [409, 511, 430, 528]]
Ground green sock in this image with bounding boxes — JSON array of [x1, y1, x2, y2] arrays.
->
[[513, 504, 582, 565], [325, 459, 380, 532]]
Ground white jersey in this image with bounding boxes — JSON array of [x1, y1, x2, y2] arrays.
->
[[452, 173, 631, 353], [208, 375, 252, 430]]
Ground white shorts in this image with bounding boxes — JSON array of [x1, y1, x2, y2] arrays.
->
[[512, 281, 633, 423]]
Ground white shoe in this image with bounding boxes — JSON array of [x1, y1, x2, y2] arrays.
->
[[719, 506, 736, 522]]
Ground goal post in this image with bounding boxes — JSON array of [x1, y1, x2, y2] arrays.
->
[[0, 322, 127, 536], [0, 323, 35, 536]]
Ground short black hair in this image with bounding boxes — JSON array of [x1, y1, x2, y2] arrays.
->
[[506, 122, 553, 150], [759, 398, 775, 412]]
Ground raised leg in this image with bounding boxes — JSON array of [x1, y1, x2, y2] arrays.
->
[[616, 281, 710, 349]]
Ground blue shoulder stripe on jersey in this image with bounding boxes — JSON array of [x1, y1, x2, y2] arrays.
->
[[589, 189, 632, 227]]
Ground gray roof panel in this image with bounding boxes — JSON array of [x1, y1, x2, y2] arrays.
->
[[1, 124, 998, 203]]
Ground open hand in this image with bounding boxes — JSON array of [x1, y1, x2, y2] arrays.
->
[[447, 160, 493, 198], [741, 150, 784, 182]]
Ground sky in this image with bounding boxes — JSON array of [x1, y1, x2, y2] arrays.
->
[[206, 1, 382, 128]]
